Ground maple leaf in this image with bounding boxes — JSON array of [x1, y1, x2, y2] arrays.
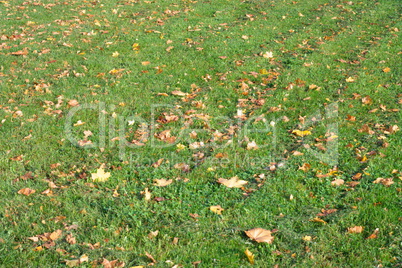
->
[[244, 248, 255, 264], [112, 51, 119, 57], [153, 178, 173, 187], [292, 129, 312, 137], [91, 165, 111, 182], [347, 226, 364, 234], [210, 205, 224, 215], [17, 188, 36, 196], [245, 228, 274, 243], [217, 176, 248, 188], [345, 77, 355, 83]]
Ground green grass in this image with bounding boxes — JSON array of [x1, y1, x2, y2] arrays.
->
[[0, 0, 401, 267]]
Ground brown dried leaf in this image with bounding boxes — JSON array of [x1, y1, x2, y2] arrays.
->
[[17, 188, 36, 196], [347, 226, 364, 234]]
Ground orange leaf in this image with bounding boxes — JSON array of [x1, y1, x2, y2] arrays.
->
[[17, 188, 36, 196], [347, 226, 364, 234], [382, 67, 391, 73]]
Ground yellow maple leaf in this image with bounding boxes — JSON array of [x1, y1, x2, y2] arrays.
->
[[91, 166, 111, 182], [292, 129, 312, 137]]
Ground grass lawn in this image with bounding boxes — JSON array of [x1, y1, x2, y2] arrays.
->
[[1, 0, 401, 267]]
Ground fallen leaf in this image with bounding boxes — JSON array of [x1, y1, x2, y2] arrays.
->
[[148, 230, 159, 239], [49, 229, 63, 241], [91, 165, 111, 182], [373, 177, 394, 186], [302, 236, 312, 241], [246, 141, 258, 150], [299, 163, 311, 172], [210, 205, 224, 215], [309, 217, 327, 224], [153, 178, 173, 187], [171, 90, 187, 96], [217, 176, 248, 188], [142, 187, 152, 201], [66, 234, 76, 245], [68, 99, 79, 107], [245, 228, 274, 243], [292, 129, 312, 137], [347, 226, 364, 234], [244, 248, 255, 264], [383, 67, 391, 73], [345, 77, 355, 82], [18, 188, 36, 196], [262, 51, 273, 59], [331, 178, 344, 186], [366, 228, 379, 239], [101, 258, 125, 268], [145, 252, 157, 263]]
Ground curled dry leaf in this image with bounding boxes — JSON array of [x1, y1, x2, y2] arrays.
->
[[217, 176, 248, 188], [245, 228, 274, 243]]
